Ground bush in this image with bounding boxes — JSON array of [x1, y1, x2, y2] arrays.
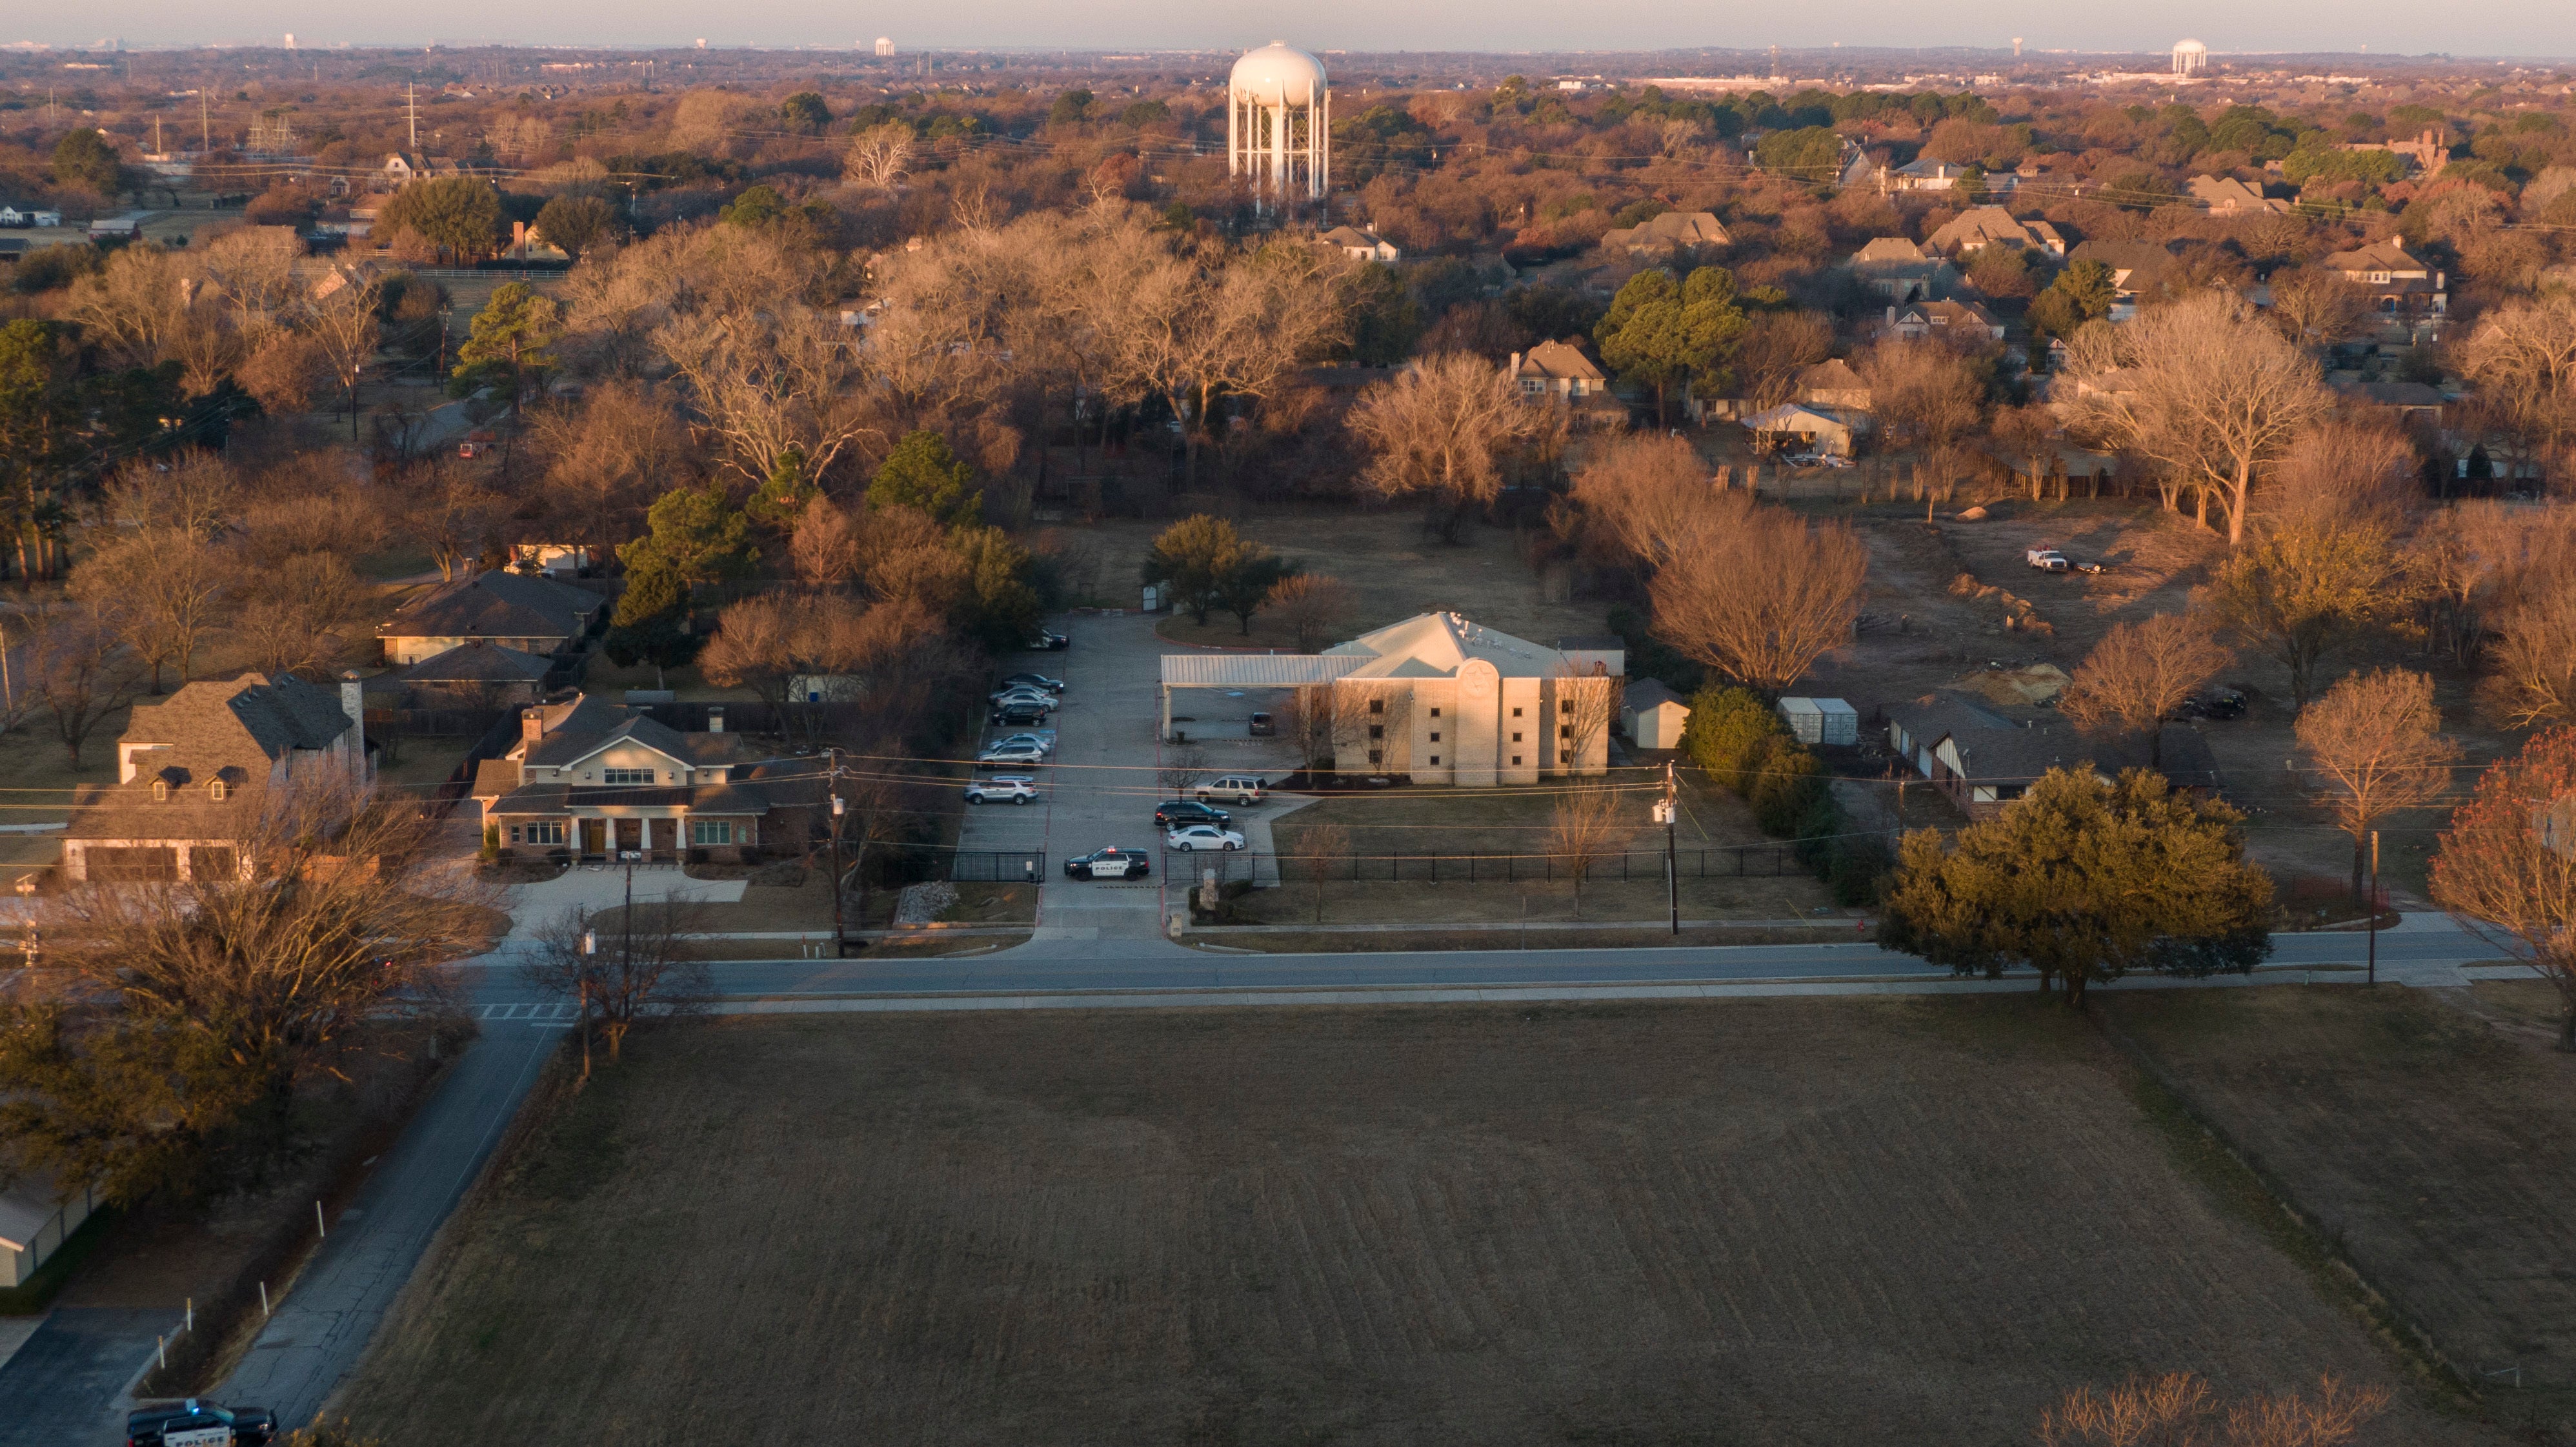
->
[[1826, 833, 1891, 906], [1749, 744, 1827, 836], [1682, 687, 1780, 793]]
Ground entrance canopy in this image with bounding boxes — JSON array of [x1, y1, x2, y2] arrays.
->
[[1159, 653, 1363, 738]]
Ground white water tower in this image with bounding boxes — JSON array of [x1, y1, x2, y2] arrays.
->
[[1228, 41, 1329, 212], [874, 36, 895, 57], [2172, 38, 2208, 76]]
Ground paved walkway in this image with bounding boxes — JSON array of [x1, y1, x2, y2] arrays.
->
[[0, 1308, 171, 1447]]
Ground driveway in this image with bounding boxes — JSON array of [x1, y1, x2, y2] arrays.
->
[[0, 1309, 172, 1447]]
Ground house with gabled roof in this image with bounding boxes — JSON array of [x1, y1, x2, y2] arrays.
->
[[1847, 236, 1960, 303], [1316, 225, 1399, 262], [1887, 299, 2005, 341], [62, 673, 368, 883], [2186, 174, 2291, 215], [2320, 239, 2446, 325], [472, 693, 827, 861], [1926, 207, 2066, 258], [1796, 359, 1872, 411], [377, 569, 605, 666], [1598, 210, 1730, 258], [373, 640, 558, 710], [1882, 690, 2222, 820]]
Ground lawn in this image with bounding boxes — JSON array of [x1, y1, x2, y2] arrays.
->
[[2101, 983, 2576, 1433], [341, 997, 2488, 1446]]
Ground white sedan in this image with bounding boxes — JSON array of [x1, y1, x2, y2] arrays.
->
[[1164, 824, 1247, 852]]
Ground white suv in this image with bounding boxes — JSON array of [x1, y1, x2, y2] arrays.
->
[[1195, 774, 1266, 805], [965, 776, 1039, 805]]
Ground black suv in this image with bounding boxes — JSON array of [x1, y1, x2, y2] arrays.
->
[[128, 1400, 277, 1446], [2169, 687, 2248, 722], [990, 701, 1051, 727], [1154, 800, 1231, 827]]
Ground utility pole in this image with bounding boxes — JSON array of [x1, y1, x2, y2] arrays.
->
[[578, 922, 597, 1081], [407, 82, 419, 151], [827, 748, 847, 957], [1657, 760, 1680, 936], [2366, 829, 2380, 986], [199, 87, 208, 152]]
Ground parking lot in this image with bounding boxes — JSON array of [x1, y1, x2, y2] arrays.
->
[[954, 613, 1307, 942]]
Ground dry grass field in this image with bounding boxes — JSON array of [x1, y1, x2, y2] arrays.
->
[[342, 997, 2491, 1446], [2102, 982, 2576, 1437]]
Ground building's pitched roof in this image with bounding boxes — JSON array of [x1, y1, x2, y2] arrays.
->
[[1798, 359, 1867, 393], [2186, 174, 2286, 212], [1515, 339, 1607, 383], [2321, 239, 2430, 275], [1740, 403, 1851, 434], [2069, 238, 2180, 288], [1323, 612, 1578, 681], [1887, 691, 2223, 793], [393, 640, 556, 684], [66, 674, 355, 841], [524, 702, 748, 771], [1624, 678, 1687, 713], [1896, 299, 2000, 329], [1895, 157, 1965, 179], [471, 758, 524, 800], [377, 570, 600, 641], [1926, 207, 2058, 253], [1602, 210, 1730, 251], [1317, 225, 1390, 250], [1851, 236, 1926, 263]]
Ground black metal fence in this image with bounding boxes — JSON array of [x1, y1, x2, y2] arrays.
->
[[951, 849, 1047, 884], [1164, 845, 1810, 886]]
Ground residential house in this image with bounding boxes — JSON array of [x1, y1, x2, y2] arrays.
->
[[2341, 130, 2447, 176], [86, 214, 147, 240], [508, 543, 592, 577], [1887, 157, 1971, 192], [2319, 240, 2447, 324], [1926, 207, 2066, 257], [2186, 174, 2291, 215], [1882, 691, 2221, 820], [1847, 237, 1960, 303], [1741, 403, 1863, 457], [2329, 378, 2446, 422], [1320, 613, 1619, 787], [472, 694, 827, 860], [0, 1175, 101, 1290], [1795, 359, 1872, 410], [376, 570, 605, 667], [1316, 225, 1400, 262], [501, 220, 570, 264], [0, 205, 64, 228], [1598, 210, 1731, 258], [1621, 678, 1690, 751], [1887, 299, 2006, 341], [2067, 239, 2182, 321], [61, 673, 369, 883], [374, 640, 558, 711], [308, 259, 381, 303], [1509, 339, 1626, 427]]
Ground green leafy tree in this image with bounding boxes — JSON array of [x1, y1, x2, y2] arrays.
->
[[719, 185, 789, 227], [1120, 99, 1172, 127], [1213, 552, 1296, 636], [950, 524, 1043, 651], [2204, 520, 2410, 707], [1752, 125, 1842, 177], [1142, 514, 1251, 625], [379, 176, 503, 263], [747, 445, 820, 530], [533, 194, 623, 259], [865, 430, 981, 527], [1682, 686, 1784, 794], [1048, 88, 1095, 126], [449, 281, 561, 403], [603, 563, 699, 688], [1343, 263, 1422, 367], [779, 91, 832, 135], [1878, 767, 2273, 1004], [618, 483, 756, 585], [50, 128, 125, 196], [1595, 267, 1749, 426], [2028, 259, 2117, 343]]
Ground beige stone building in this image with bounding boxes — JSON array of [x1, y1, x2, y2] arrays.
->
[[1322, 614, 1618, 786]]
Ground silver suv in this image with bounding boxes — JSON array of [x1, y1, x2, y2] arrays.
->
[[1195, 774, 1267, 805], [965, 775, 1039, 805]]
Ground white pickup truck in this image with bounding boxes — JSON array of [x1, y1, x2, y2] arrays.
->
[[2025, 547, 2071, 572]]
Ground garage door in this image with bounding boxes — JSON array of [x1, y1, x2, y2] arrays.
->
[[86, 847, 179, 881]]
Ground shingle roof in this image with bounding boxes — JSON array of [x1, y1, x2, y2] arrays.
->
[[1927, 207, 2058, 254], [2321, 240, 2431, 275], [1323, 612, 1576, 681], [1798, 359, 1867, 392], [66, 674, 355, 841], [1624, 678, 1687, 713], [1602, 211, 1730, 251], [1516, 339, 1607, 382], [394, 640, 557, 684], [1851, 236, 1926, 263], [378, 571, 600, 641]]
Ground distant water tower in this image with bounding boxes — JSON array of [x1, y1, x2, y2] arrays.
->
[[2172, 38, 2208, 76], [1228, 41, 1329, 212], [283, 32, 296, 49], [874, 36, 895, 57], [2012, 36, 2023, 58]]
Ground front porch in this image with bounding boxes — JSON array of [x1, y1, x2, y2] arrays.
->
[[496, 807, 758, 864]]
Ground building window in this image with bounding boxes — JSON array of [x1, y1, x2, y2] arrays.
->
[[1369, 698, 1384, 714], [603, 767, 653, 785], [151, 780, 168, 802], [1367, 749, 1383, 765], [1428, 732, 1440, 743], [1428, 755, 1440, 765], [691, 819, 734, 845], [1511, 707, 1523, 717], [1560, 750, 1573, 764], [1428, 707, 1440, 718], [1368, 725, 1384, 740], [208, 780, 227, 802], [1560, 700, 1573, 714], [1511, 732, 1522, 743], [1560, 725, 1573, 740], [525, 820, 566, 845], [1511, 755, 1522, 767]]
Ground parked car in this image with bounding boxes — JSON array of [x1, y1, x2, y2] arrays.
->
[[1166, 824, 1247, 852], [989, 701, 1052, 727], [1154, 799, 1231, 827], [1000, 673, 1066, 694], [127, 1401, 277, 1447], [964, 775, 1039, 805], [976, 742, 1047, 765], [1025, 631, 1071, 651], [1194, 774, 1267, 805], [2169, 687, 2249, 722], [2025, 547, 2071, 572], [988, 684, 1057, 707], [989, 731, 1056, 755], [1064, 846, 1149, 879], [1782, 451, 1826, 468], [1247, 711, 1275, 736]]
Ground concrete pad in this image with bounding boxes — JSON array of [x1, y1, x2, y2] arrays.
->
[[507, 865, 747, 928]]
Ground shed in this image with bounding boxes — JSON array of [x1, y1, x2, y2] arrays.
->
[[1740, 404, 1859, 458], [1622, 678, 1691, 751], [1778, 696, 1859, 746], [0, 1173, 99, 1289]]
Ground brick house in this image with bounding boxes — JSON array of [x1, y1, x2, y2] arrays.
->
[[376, 569, 605, 667], [471, 694, 827, 862]]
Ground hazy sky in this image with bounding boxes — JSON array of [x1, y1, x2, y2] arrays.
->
[[20, 0, 2576, 63]]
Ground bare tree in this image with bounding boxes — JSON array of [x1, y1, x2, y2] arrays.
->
[[789, 494, 863, 592], [1289, 818, 1349, 924], [1649, 506, 1867, 694], [1265, 572, 1354, 653], [1733, 310, 1835, 412], [1855, 338, 1985, 453], [2265, 267, 2374, 349], [2058, 614, 2232, 767], [31, 601, 141, 767], [845, 122, 916, 188], [2297, 668, 2461, 900], [2038, 1372, 2388, 1447], [696, 593, 803, 728], [1157, 743, 1210, 795], [234, 552, 370, 680], [2263, 419, 2419, 536], [2455, 292, 2576, 458], [306, 277, 384, 440], [71, 528, 229, 694], [655, 307, 880, 488], [2431, 727, 2576, 1050], [2062, 292, 2330, 543], [1550, 662, 1618, 777], [1279, 684, 1337, 774], [1347, 352, 1561, 539], [1573, 432, 1738, 565], [2480, 590, 2576, 727], [524, 901, 710, 1078], [526, 380, 695, 559], [2204, 517, 2411, 707], [1547, 784, 1624, 918], [98, 450, 239, 539]]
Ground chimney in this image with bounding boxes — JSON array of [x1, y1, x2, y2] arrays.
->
[[340, 670, 367, 779], [707, 706, 725, 734], [523, 708, 545, 745], [1886, 305, 1898, 327]]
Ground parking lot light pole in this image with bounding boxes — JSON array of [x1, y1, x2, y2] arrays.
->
[[1658, 761, 1679, 937], [2367, 829, 2380, 986]]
